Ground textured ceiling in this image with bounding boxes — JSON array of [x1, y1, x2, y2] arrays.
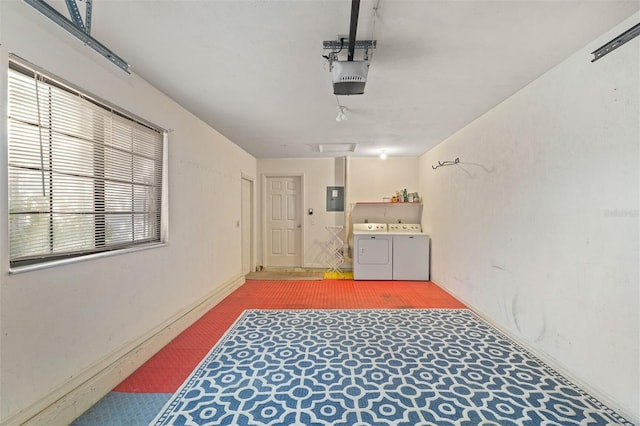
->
[[49, 0, 640, 158]]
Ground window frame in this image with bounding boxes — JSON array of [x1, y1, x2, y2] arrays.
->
[[7, 56, 168, 272]]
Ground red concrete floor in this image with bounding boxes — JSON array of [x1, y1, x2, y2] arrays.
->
[[115, 279, 466, 393]]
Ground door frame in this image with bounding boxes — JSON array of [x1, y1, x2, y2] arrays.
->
[[241, 174, 255, 275], [261, 173, 305, 269]]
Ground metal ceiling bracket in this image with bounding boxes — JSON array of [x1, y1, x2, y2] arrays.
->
[[65, 0, 85, 31], [591, 22, 640, 62], [65, 0, 92, 34], [23, 0, 129, 73], [85, 0, 92, 34], [322, 39, 377, 50]]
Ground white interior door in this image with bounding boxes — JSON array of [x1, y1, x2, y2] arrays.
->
[[265, 176, 302, 268], [241, 177, 253, 275]]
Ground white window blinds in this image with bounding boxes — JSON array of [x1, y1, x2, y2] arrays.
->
[[8, 58, 165, 268]]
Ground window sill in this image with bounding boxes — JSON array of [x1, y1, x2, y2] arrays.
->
[[9, 242, 168, 274]]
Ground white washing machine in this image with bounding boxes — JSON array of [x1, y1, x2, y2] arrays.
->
[[353, 223, 392, 280], [389, 224, 430, 281]]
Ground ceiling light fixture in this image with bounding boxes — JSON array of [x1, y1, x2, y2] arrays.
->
[[380, 151, 387, 160]]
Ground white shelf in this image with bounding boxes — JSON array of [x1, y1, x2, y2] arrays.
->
[[350, 202, 423, 225]]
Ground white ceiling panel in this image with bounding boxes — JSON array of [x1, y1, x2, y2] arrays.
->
[[46, 0, 640, 158]]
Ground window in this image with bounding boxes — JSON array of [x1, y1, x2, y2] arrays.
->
[[7, 57, 165, 268]]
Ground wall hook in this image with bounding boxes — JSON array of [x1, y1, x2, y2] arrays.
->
[[432, 157, 460, 170]]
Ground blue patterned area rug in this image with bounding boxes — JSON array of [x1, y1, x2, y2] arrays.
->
[[150, 309, 632, 426]]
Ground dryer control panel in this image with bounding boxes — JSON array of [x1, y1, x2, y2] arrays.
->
[[388, 223, 421, 233]]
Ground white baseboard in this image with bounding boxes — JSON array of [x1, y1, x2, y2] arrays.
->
[[431, 280, 639, 425], [5, 274, 245, 426]]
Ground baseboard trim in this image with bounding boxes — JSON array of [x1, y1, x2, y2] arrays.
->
[[430, 279, 639, 425], [6, 274, 245, 426]]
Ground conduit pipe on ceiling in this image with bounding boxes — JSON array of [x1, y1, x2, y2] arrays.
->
[[347, 0, 361, 61]]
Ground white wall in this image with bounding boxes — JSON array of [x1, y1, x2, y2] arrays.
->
[[418, 13, 639, 421], [347, 157, 419, 205], [0, 1, 256, 423], [257, 158, 345, 268]]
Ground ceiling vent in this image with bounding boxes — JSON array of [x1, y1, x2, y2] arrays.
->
[[318, 143, 357, 153], [332, 61, 369, 95]]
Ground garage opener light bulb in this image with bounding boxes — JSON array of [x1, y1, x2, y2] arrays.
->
[[336, 106, 347, 122]]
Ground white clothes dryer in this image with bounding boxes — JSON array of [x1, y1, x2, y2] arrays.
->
[[388, 223, 430, 280]]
